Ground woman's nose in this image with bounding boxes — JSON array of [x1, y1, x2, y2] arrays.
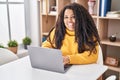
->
[[68, 17, 72, 21]]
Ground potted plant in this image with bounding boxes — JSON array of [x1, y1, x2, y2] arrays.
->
[[7, 40, 18, 54], [22, 37, 32, 49]]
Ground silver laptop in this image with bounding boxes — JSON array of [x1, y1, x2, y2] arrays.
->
[[28, 46, 71, 73]]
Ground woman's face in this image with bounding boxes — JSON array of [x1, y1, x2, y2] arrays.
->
[[64, 9, 75, 31]]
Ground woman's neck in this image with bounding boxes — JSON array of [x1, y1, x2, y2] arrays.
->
[[66, 28, 75, 36]]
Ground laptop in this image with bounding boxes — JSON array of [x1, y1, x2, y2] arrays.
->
[[28, 46, 71, 73]]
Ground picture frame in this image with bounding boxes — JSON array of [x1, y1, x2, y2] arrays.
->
[[105, 56, 119, 67]]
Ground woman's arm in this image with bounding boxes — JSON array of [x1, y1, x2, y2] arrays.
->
[[68, 45, 99, 64]]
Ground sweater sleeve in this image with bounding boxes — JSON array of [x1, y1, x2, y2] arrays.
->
[[42, 40, 53, 48], [68, 45, 99, 64]]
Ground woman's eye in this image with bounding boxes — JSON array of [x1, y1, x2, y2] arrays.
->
[[71, 16, 75, 18], [64, 16, 75, 19], [64, 16, 68, 19]]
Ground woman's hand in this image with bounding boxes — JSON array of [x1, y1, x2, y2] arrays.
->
[[63, 56, 70, 65]]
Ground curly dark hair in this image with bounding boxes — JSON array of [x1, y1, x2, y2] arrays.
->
[[47, 2, 100, 55]]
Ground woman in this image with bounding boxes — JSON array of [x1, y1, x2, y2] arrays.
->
[[42, 3, 100, 65]]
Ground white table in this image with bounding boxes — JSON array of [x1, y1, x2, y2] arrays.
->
[[0, 56, 108, 80]]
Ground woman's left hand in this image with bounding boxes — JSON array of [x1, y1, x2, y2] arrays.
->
[[63, 56, 70, 65]]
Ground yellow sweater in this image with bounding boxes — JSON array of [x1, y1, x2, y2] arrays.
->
[[42, 29, 99, 64]]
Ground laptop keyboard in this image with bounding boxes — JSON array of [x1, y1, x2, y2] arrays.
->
[[64, 64, 72, 70]]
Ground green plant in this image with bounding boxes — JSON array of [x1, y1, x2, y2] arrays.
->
[[7, 40, 18, 47], [0, 44, 5, 48], [22, 37, 32, 45]]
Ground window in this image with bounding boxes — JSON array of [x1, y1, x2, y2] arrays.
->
[[0, 0, 26, 46]]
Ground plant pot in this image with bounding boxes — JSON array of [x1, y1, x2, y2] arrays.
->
[[24, 45, 29, 49], [8, 47, 18, 54]]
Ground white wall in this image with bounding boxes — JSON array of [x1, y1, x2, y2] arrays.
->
[[29, 0, 40, 46]]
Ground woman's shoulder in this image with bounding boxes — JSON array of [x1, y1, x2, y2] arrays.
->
[[49, 27, 56, 35], [47, 27, 56, 40]]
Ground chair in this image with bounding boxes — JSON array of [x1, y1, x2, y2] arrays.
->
[[0, 48, 19, 65], [97, 46, 103, 65], [97, 46, 104, 80], [105, 75, 116, 80], [97, 47, 116, 80]]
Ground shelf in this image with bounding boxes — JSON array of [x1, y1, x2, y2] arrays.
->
[[42, 12, 57, 16], [99, 17, 120, 20], [42, 32, 49, 36], [101, 39, 120, 47], [40, 0, 120, 79], [107, 65, 120, 72], [49, 11, 57, 15], [91, 15, 98, 18]]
